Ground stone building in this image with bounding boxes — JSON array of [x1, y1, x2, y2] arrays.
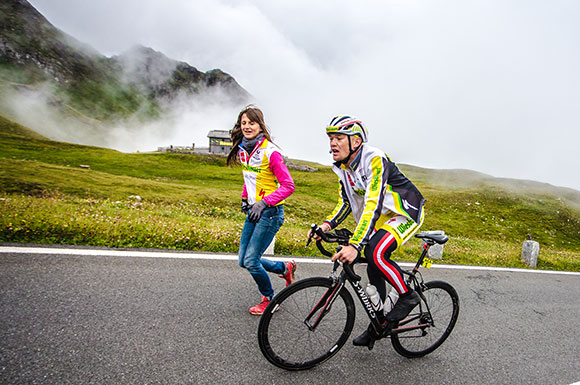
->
[[207, 130, 233, 154]]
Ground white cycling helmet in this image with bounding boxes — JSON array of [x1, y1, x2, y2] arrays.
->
[[326, 115, 368, 143]]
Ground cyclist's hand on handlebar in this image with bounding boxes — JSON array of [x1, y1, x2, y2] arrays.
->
[[331, 244, 359, 264], [308, 222, 331, 241]]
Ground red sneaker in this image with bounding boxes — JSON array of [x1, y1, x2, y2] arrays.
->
[[249, 296, 270, 315], [280, 260, 296, 287]]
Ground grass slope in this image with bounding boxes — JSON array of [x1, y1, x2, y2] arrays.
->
[[1, 117, 579, 271], [0, 114, 47, 140]]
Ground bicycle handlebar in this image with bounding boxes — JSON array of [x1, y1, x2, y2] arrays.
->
[[307, 224, 363, 282]]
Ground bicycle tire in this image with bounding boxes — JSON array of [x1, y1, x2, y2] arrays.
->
[[391, 280, 459, 358], [257, 277, 356, 370]]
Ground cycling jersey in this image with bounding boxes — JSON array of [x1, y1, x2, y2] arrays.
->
[[239, 137, 295, 206], [325, 144, 426, 250]]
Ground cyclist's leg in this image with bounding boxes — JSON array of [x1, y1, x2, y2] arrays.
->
[[373, 212, 425, 292], [365, 228, 408, 296], [353, 229, 401, 346], [354, 214, 426, 345], [374, 214, 424, 321]]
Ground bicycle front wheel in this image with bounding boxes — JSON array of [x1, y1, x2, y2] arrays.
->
[[391, 280, 459, 358], [257, 277, 356, 370]]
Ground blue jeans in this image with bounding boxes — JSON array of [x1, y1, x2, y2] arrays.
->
[[238, 205, 286, 299]]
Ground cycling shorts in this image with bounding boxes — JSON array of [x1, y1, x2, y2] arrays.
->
[[374, 210, 425, 247]]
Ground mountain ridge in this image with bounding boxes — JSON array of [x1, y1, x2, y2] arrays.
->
[[0, 0, 249, 133]]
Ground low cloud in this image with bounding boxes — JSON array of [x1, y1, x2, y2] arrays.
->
[[0, 81, 105, 145], [22, 0, 580, 190], [107, 89, 244, 153], [0, 77, 244, 153]]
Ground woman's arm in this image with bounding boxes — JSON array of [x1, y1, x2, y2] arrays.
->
[[263, 151, 295, 205], [242, 183, 248, 200]]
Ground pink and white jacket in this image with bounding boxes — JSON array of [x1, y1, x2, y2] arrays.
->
[[239, 137, 295, 206]]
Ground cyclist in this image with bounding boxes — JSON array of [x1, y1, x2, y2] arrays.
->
[[227, 105, 296, 315], [310, 115, 426, 346]]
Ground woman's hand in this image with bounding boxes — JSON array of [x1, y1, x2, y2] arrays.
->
[[248, 200, 268, 222]]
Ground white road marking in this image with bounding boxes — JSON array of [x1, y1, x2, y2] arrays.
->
[[0, 246, 579, 276]]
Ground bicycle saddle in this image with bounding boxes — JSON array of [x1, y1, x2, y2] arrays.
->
[[415, 232, 449, 245]]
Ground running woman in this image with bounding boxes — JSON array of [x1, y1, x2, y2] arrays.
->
[[227, 105, 296, 315]]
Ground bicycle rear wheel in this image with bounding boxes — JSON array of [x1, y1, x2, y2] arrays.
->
[[391, 280, 459, 358], [257, 277, 355, 370]]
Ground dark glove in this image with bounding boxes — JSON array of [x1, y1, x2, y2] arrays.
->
[[241, 199, 251, 214], [248, 200, 268, 223]]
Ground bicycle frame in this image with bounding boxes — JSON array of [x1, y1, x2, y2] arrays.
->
[[306, 239, 438, 339]]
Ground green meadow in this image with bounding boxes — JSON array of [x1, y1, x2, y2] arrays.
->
[[1, 115, 579, 271]]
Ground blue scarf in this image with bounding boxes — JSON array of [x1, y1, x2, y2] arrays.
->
[[241, 133, 264, 153]]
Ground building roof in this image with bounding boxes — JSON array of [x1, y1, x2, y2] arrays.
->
[[207, 130, 231, 139]]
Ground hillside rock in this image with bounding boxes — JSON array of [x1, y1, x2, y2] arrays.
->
[[0, 0, 109, 84], [113, 45, 248, 103]]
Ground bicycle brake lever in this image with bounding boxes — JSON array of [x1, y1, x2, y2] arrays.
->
[[305, 223, 317, 248]]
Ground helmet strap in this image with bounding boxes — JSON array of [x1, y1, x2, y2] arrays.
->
[[336, 136, 362, 167]]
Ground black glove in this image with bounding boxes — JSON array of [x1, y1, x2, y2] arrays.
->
[[248, 200, 268, 223], [241, 199, 251, 214]]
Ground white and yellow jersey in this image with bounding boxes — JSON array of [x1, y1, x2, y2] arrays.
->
[[325, 144, 426, 250], [239, 137, 294, 206]]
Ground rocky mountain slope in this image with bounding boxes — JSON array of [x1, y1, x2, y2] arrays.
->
[[0, 0, 249, 139]]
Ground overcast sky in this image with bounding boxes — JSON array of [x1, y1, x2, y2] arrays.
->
[[28, 0, 580, 191]]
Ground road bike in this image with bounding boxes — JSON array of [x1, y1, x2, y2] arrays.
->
[[257, 225, 460, 370]]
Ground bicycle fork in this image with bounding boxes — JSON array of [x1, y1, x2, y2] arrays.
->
[[303, 279, 346, 331]]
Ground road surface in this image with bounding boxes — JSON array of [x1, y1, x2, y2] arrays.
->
[[1, 244, 579, 384]]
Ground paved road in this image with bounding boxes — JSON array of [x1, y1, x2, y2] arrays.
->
[[1, 245, 579, 385]]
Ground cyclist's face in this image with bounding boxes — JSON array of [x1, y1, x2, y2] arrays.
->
[[240, 113, 262, 140], [328, 133, 354, 162]]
